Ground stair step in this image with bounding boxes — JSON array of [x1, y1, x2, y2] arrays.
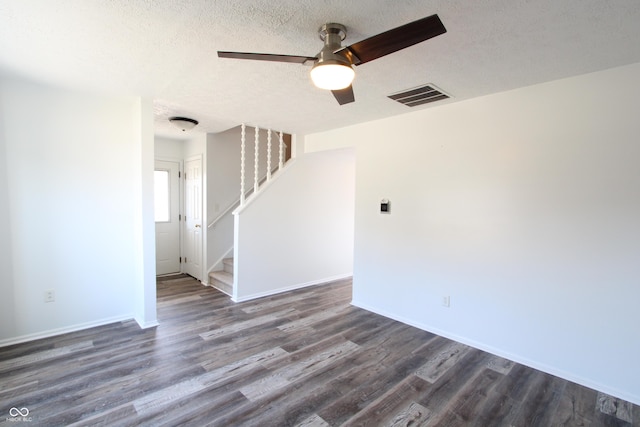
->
[[223, 257, 234, 274], [209, 270, 233, 296]]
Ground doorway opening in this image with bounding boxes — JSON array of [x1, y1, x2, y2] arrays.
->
[[154, 160, 182, 276]]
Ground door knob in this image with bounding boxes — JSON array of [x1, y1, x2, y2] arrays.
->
[[195, 224, 201, 228]]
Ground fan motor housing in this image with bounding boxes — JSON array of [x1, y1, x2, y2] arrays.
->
[[318, 23, 347, 42], [316, 23, 351, 66]]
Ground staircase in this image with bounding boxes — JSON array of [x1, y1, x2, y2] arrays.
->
[[209, 258, 233, 296], [205, 127, 292, 299]]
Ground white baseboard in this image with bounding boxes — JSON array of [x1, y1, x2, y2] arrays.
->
[[135, 318, 160, 329], [208, 282, 233, 297], [351, 299, 640, 407], [0, 314, 136, 348], [232, 274, 352, 303]]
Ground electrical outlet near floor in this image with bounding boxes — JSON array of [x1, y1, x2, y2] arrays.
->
[[44, 290, 55, 303], [442, 296, 450, 308]]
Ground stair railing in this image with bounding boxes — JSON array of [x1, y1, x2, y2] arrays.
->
[[239, 124, 286, 208], [207, 125, 287, 230], [206, 123, 290, 291], [206, 165, 281, 230]]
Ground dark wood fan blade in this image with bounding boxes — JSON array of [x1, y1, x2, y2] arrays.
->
[[332, 85, 355, 105], [339, 14, 446, 66], [218, 51, 317, 64]]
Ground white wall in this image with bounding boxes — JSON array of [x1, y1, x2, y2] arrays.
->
[[234, 148, 355, 301], [305, 62, 640, 405], [155, 137, 184, 160], [0, 95, 16, 337], [183, 133, 206, 159], [207, 127, 244, 222], [206, 127, 243, 273], [132, 98, 157, 328], [0, 75, 156, 344]]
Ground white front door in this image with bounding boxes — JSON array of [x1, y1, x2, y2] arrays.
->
[[184, 157, 203, 280], [154, 160, 181, 275]]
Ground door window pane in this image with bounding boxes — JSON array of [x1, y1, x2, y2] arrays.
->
[[154, 170, 170, 222]]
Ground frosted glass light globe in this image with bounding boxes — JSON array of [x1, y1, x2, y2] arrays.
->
[[310, 63, 355, 90]]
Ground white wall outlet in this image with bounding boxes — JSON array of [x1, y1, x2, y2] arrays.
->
[[44, 290, 55, 303], [442, 296, 450, 308]]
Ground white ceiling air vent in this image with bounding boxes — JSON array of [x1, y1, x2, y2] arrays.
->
[[388, 84, 450, 107]]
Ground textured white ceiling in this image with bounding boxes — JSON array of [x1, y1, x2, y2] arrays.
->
[[1, 0, 640, 138]]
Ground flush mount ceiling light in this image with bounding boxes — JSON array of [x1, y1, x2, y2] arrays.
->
[[169, 116, 199, 131]]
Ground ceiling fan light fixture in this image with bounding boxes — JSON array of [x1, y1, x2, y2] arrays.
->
[[310, 61, 355, 90], [217, 15, 446, 105], [169, 116, 199, 131]]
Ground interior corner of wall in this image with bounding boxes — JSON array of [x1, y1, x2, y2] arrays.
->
[[291, 134, 304, 158]]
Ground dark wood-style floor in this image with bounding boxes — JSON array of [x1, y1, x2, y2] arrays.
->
[[1, 275, 637, 426]]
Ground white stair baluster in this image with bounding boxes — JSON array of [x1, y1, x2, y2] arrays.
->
[[267, 129, 272, 181], [254, 126, 260, 192], [278, 131, 284, 170], [240, 123, 246, 205]]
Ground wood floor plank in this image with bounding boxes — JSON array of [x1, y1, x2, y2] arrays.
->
[[471, 362, 536, 425], [414, 349, 493, 419], [341, 375, 432, 426], [137, 389, 248, 427], [485, 353, 515, 375], [198, 308, 294, 340], [239, 340, 360, 401], [0, 340, 94, 372], [504, 370, 566, 427], [277, 305, 349, 332], [387, 401, 433, 427], [550, 380, 598, 426], [198, 329, 288, 370], [298, 414, 331, 426], [66, 403, 138, 427], [238, 338, 409, 426], [278, 308, 377, 355], [18, 360, 205, 425], [318, 352, 441, 424], [415, 340, 472, 384], [598, 392, 635, 424], [1, 277, 638, 426], [241, 292, 316, 314], [492, 361, 540, 403], [424, 367, 502, 426]]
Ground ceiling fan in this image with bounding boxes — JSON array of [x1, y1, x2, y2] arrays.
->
[[218, 14, 446, 105]]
